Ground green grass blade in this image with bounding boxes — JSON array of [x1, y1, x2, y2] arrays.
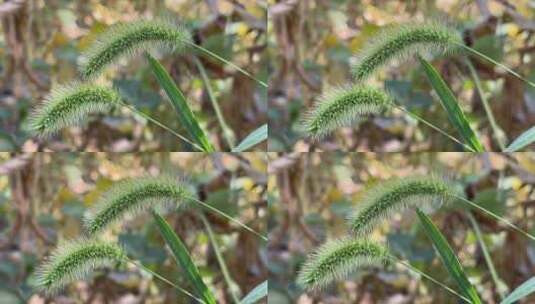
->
[[418, 57, 485, 152], [467, 211, 508, 299], [416, 209, 482, 304], [152, 212, 216, 304], [504, 126, 535, 152], [239, 280, 267, 304], [501, 277, 535, 304], [145, 53, 214, 152], [232, 124, 268, 152], [200, 214, 241, 303]]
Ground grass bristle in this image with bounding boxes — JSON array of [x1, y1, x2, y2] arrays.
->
[[297, 238, 389, 290], [302, 85, 392, 139], [349, 175, 455, 236], [79, 19, 191, 80], [28, 83, 120, 137], [34, 238, 125, 295], [352, 21, 462, 82], [84, 175, 193, 235]]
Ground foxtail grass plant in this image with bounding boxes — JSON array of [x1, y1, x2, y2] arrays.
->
[[299, 173, 535, 303], [35, 174, 267, 303], [303, 20, 535, 151], [35, 239, 126, 295], [30, 18, 267, 151]]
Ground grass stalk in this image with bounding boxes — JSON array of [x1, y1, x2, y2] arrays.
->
[[389, 255, 471, 303], [466, 211, 508, 299], [193, 56, 236, 148], [186, 195, 267, 241], [464, 58, 506, 150], [454, 195, 535, 242], [200, 214, 241, 303], [124, 257, 205, 303]]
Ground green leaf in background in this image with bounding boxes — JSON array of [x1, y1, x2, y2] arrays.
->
[[145, 53, 214, 152], [416, 209, 482, 304], [232, 124, 268, 152], [418, 57, 484, 152], [152, 212, 216, 304], [501, 277, 535, 304], [240, 280, 267, 304], [504, 126, 535, 152]]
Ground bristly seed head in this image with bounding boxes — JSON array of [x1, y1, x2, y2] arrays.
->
[[352, 21, 462, 82], [79, 19, 191, 80], [349, 175, 455, 236], [35, 238, 125, 295], [303, 85, 392, 139], [84, 176, 193, 235], [297, 238, 389, 290], [29, 83, 121, 137]]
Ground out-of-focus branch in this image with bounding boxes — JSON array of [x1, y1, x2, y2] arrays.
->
[[0, 0, 25, 17]]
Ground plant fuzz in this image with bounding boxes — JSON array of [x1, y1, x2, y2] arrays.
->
[[35, 239, 125, 295], [29, 83, 121, 137], [352, 22, 462, 82], [349, 175, 455, 236], [297, 238, 389, 290], [303, 85, 392, 138], [84, 176, 193, 235], [79, 19, 191, 79]]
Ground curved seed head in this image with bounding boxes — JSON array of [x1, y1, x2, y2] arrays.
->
[[352, 21, 462, 82], [79, 19, 191, 79], [84, 176, 193, 235], [29, 83, 121, 137], [349, 175, 455, 236], [303, 85, 392, 139], [34, 238, 125, 295], [297, 238, 389, 290]]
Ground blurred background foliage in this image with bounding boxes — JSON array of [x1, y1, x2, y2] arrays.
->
[[0, 0, 267, 151], [0, 152, 267, 303], [268, 0, 535, 152], [268, 152, 535, 303]]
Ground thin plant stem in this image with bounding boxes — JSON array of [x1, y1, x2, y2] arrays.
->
[[118, 101, 204, 151], [185, 41, 268, 88], [186, 195, 267, 241], [193, 56, 236, 148], [199, 213, 241, 304], [466, 211, 507, 300], [124, 257, 205, 304], [388, 254, 471, 303], [464, 58, 506, 150], [457, 43, 535, 89], [392, 104, 476, 152], [453, 194, 535, 242]]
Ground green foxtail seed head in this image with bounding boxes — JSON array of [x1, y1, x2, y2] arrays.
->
[[297, 238, 389, 290], [84, 176, 193, 235], [303, 85, 392, 138], [35, 238, 125, 295], [29, 83, 120, 137], [79, 19, 191, 79], [352, 21, 462, 82], [349, 175, 455, 236]]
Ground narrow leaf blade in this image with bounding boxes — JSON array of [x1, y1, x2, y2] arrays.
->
[[240, 280, 267, 304], [505, 126, 535, 152], [232, 124, 268, 152], [501, 277, 535, 304], [416, 209, 482, 304], [146, 53, 214, 152], [419, 57, 485, 152], [152, 212, 216, 304]]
